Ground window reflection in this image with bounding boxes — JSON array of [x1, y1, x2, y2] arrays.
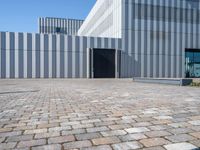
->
[[185, 49, 200, 78]]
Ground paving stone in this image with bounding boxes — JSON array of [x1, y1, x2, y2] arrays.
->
[[165, 134, 196, 142], [37, 123, 59, 128], [119, 133, 147, 141], [35, 132, 60, 139], [125, 127, 150, 133], [73, 124, 94, 129], [188, 120, 200, 126], [139, 138, 170, 147], [164, 142, 197, 150], [0, 142, 17, 149], [108, 124, 131, 130], [148, 125, 170, 131], [17, 139, 46, 148], [49, 126, 71, 132], [145, 130, 171, 138], [32, 144, 62, 150], [86, 126, 109, 133], [142, 146, 166, 150], [81, 145, 112, 150], [167, 128, 193, 134], [24, 129, 47, 134], [1, 80, 200, 149], [189, 132, 200, 139], [6, 134, 33, 142], [101, 130, 127, 137], [0, 131, 22, 137], [63, 140, 92, 149], [0, 128, 12, 133], [62, 129, 86, 135], [190, 140, 200, 147], [112, 141, 143, 150], [48, 135, 75, 144], [92, 137, 120, 145], [0, 137, 5, 143], [75, 131, 101, 140]]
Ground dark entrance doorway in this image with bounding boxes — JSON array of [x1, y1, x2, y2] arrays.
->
[[87, 48, 121, 78]]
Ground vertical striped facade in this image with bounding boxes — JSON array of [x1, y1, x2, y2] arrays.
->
[[39, 18, 84, 35], [121, 0, 200, 78], [0, 32, 121, 78]]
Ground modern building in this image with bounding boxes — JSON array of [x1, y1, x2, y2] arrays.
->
[[38, 17, 84, 35], [0, 0, 200, 79]]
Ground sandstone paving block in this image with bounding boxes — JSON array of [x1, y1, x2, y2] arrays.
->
[[17, 139, 46, 148], [125, 127, 150, 133], [0, 128, 12, 133], [139, 138, 171, 147], [81, 119, 101, 124], [145, 130, 171, 138], [148, 125, 170, 131], [167, 128, 193, 134], [188, 120, 200, 126], [189, 132, 200, 139], [24, 129, 47, 135], [92, 137, 121, 145], [94, 121, 115, 127], [60, 121, 80, 126], [73, 124, 94, 129], [62, 129, 86, 136], [48, 135, 75, 144], [142, 146, 166, 150], [119, 133, 147, 141], [32, 144, 62, 150], [37, 123, 59, 128], [14, 125, 36, 131], [6, 134, 33, 142], [164, 142, 197, 150], [0, 142, 17, 149], [165, 134, 196, 142], [108, 124, 131, 130], [86, 126, 109, 133], [134, 122, 152, 127], [0, 137, 5, 143], [75, 133, 101, 140], [190, 140, 200, 147], [34, 132, 60, 139], [112, 141, 143, 150], [63, 140, 92, 149], [81, 145, 112, 150], [0, 131, 22, 137], [49, 126, 71, 132], [100, 130, 127, 137]]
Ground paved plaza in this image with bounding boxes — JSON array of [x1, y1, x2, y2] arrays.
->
[[0, 79, 200, 150]]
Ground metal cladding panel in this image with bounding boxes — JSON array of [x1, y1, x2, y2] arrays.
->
[[27, 33, 32, 78], [0, 32, 121, 78], [9, 32, 15, 78], [121, 0, 200, 78]]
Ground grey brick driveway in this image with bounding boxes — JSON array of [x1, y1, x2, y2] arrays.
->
[[0, 79, 200, 150]]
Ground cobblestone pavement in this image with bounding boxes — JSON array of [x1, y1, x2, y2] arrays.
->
[[0, 79, 200, 150]]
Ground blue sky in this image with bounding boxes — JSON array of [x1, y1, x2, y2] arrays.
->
[[0, 0, 96, 33]]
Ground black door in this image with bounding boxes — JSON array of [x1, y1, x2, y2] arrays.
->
[[93, 49, 115, 78]]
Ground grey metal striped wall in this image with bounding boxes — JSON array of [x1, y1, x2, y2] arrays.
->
[[39, 18, 84, 35], [0, 32, 121, 78], [121, 0, 200, 78]]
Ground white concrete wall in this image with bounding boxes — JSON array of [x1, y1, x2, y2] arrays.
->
[[78, 0, 122, 38]]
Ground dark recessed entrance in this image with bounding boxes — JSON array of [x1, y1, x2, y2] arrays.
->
[[87, 48, 121, 78]]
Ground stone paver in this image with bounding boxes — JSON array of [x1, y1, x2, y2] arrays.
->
[[32, 144, 62, 150], [112, 141, 143, 150], [139, 138, 171, 147], [0, 79, 200, 149], [164, 142, 197, 150]]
